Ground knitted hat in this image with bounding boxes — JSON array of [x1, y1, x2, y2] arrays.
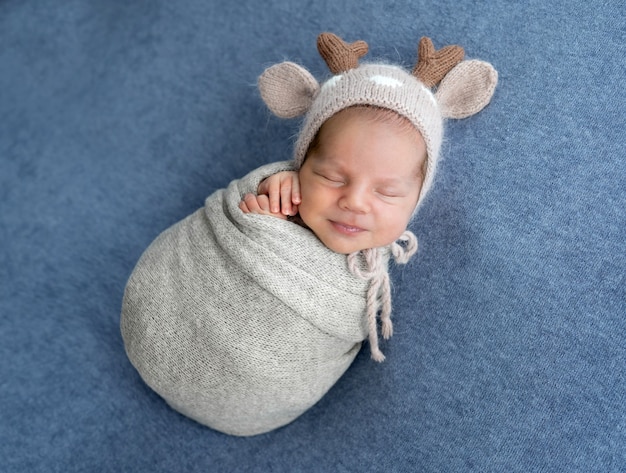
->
[[259, 33, 498, 208]]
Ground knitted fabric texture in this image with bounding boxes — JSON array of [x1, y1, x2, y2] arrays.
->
[[122, 161, 384, 436]]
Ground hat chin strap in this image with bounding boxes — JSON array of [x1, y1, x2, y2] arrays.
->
[[347, 231, 418, 362]]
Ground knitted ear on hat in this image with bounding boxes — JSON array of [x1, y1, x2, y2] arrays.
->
[[258, 62, 320, 119], [435, 60, 498, 119]]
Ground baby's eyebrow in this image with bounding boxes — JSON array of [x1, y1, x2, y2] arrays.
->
[[309, 153, 338, 166], [376, 176, 415, 187], [310, 158, 342, 173]]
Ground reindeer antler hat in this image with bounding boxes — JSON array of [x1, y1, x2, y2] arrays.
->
[[259, 33, 498, 208]]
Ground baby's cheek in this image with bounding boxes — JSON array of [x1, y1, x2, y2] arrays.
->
[[296, 201, 314, 227], [388, 206, 414, 235]]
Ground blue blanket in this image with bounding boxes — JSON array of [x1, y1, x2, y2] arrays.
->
[[1, 1, 624, 471]]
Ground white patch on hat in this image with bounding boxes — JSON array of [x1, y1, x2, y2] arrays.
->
[[322, 75, 343, 90], [369, 75, 403, 87], [417, 83, 438, 105]]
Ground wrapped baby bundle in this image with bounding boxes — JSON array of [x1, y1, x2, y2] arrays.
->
[[121, 33, 497, 436], [121, 161, 376, 436]]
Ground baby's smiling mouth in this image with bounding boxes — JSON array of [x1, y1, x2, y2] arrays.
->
[[330, 220, 366, 235]]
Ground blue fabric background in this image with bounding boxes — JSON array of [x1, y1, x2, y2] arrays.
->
[[1, 1, 624, 471]]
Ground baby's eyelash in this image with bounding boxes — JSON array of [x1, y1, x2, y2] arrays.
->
[[316, 172, 344, 183], [376, 188, 401, 197]]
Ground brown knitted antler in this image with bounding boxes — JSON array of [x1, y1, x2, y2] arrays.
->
[[317, 32, 369, 74], [412, 37, 464, 88]]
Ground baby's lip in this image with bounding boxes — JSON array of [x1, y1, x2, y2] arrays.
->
[[330, 220, 366, 234]]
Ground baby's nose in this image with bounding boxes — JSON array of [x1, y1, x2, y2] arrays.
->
[[339, 185, 371, 213]]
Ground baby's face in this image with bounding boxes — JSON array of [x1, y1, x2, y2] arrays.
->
[[298, 108, 426, 254]]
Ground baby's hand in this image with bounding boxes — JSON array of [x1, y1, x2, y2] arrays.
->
[[256, 171, 301, 217], [239, 193, 288, 219]]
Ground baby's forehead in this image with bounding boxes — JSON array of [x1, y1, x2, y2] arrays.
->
[[321, 106, 426, 148], [316, 108, 426, 157], [326, 105, 417, 131]]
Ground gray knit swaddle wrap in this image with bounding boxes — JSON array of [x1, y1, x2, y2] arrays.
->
[[121, 161, 376, 436]]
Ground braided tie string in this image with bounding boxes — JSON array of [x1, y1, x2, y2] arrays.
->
[[347, 231, 418, 362]]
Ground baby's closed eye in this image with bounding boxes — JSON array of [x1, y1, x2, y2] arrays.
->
[[376, 188, 406, 198], [316, 172, 345, 185]]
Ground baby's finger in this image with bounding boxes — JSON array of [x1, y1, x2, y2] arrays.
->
[[255, 194, 272, 212], [280, 182, 294, 215], [262, 178, 280, 214], [242, 193, 263, 213], [291, 175, 301, 205], [257, 178, 269, 195], [239, 198, 252, 214]]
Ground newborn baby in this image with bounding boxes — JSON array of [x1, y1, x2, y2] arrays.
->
[[121, 33, 497, 436]]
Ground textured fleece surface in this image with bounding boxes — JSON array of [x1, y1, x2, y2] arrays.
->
[[1, 1, 625, 472]]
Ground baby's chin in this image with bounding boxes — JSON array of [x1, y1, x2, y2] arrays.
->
[[309, 232, 363, 254], [317, 234, 400, 255]]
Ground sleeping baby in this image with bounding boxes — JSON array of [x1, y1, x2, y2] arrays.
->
[[121, 33, 497, 436]]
